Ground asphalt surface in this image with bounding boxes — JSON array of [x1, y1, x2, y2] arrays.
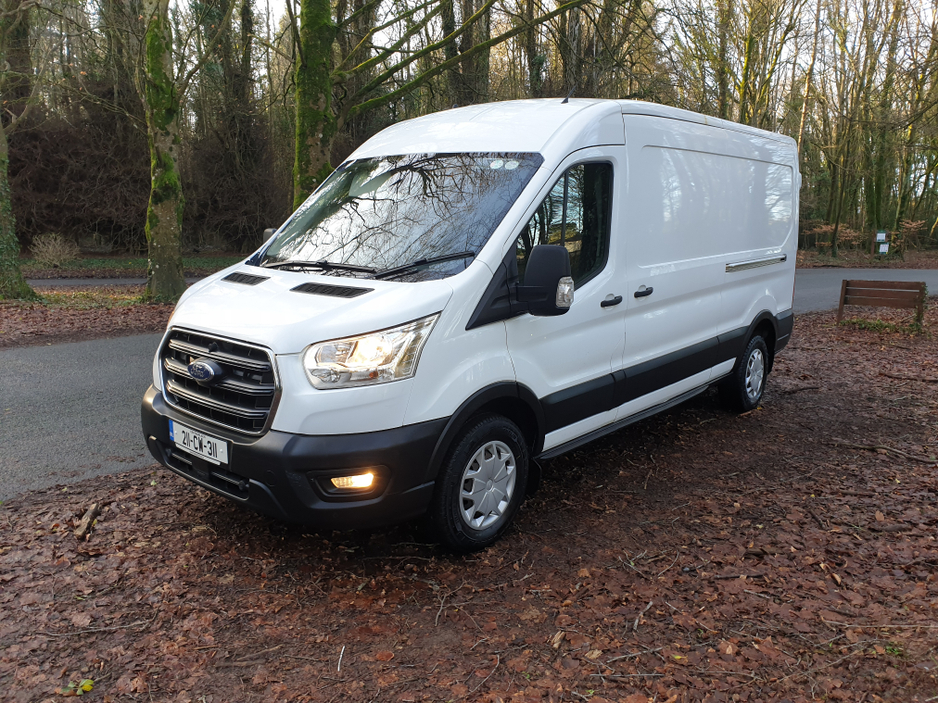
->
[[793, 268, 938, 312], [0, 333, 163, 501], [2, 268, 937, 501]]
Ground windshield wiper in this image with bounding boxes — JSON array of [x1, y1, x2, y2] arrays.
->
[[261, 259, 378, 274], [374, 251, 475, 280]]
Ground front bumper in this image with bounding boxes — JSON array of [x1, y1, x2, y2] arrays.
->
[[141, 386, 445, 529]]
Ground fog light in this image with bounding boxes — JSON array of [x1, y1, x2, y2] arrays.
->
[[330, 472, 375, 490]]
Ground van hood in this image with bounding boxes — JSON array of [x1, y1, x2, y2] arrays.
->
[[169, 267, 454, 354]]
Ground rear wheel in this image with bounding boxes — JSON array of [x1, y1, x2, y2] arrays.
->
[[720, 334, 768, 412], [429, 414, 528, 551]]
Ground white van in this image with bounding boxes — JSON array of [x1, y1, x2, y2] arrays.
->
[[142, 99, 798, 550]]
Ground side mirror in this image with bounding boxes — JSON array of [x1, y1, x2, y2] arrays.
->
[[263, 228, 276, 240], [515, 245, 574, 316]]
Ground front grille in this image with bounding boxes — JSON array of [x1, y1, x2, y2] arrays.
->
[[161, 329, 278, 435]]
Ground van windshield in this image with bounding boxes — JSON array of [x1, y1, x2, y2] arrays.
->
[[259, 152, 543, 281]]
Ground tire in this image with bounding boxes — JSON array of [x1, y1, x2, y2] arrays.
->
[[720, 334, 769, 412], [429, 414, 529, 551]]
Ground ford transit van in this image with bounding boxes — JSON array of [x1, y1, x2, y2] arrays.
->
[[141, 99, 798, 550]]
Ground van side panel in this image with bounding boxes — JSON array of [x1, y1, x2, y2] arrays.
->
[[618, 116, 725, 416], [620, 116, 796, 413], [720, 140, 798, 340]]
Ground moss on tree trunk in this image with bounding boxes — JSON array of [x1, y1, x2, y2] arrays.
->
[[292, 0, 337, 208], [142, 0, 186, 302], [0, 111, 35, 300]]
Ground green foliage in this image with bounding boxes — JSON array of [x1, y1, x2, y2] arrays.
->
[[838, 317, 925, 335], [150, 150, 183, 207], [55, 679, 94, 696]]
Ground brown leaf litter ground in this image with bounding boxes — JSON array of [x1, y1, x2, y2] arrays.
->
[[0, 286, 172, 349], [1, 303, 937, 702]]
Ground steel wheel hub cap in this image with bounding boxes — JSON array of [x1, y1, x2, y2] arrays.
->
[[459, 441, 517, 530], [745, 348, 765, 401]]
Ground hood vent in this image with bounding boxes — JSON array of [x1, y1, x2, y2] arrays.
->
[[291, 282, 374, 299], [223, 272, 269, 286]]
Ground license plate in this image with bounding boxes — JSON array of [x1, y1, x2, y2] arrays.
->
[[169, 420, 229, 465]]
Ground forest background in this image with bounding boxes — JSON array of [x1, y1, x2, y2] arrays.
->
[[0, 0, 937, 300]]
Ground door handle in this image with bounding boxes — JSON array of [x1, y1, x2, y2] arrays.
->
[[600, 295, 623, 308], [634, 286, 654, 298]]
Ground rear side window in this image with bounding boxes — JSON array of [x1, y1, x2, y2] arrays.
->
[[515, 162, 613, 286]]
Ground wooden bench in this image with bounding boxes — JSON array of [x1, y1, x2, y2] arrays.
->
[[837, 279, 927, 323]]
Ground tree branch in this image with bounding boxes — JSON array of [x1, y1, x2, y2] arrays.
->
[[346, 0, 589, 120]]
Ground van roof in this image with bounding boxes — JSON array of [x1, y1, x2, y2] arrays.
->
[[348, 99, 794, 161]]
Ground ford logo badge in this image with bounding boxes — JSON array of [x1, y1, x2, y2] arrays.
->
[[188, 358, 224, 385]]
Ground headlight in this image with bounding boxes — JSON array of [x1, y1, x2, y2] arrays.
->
[[303, 314, 439, 389]]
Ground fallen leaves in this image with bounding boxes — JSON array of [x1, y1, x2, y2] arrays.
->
[[1, 305, 937, 701], [0, 285, 172, 350]]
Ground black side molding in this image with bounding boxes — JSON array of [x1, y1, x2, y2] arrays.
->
[[537, 323, 754, 434], [775, 308, 794, 353]]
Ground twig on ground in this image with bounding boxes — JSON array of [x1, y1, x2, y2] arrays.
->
[[806, 507, 828, 529], [74, 503, 103, 540], [656, 551, 680, 578], [633, 600, 653, 632], [830, 440, 936, 464], [607, 646, 665, 663], [780, 385, 822, 394], [744, 589, 775, 600], [880, 371, 938, 383], [39, 611, 158, 637], [337, 645, 345, 672], [591, 673, 663, 679], [822, 621, 938, 629], [617, 555, 651, 580], [469, 655, 499, 693]]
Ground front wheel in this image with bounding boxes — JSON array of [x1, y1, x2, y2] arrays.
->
[[720, 334, 768, 412], [429, 414, 529, 551]]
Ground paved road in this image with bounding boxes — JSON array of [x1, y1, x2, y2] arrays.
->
[[794, 268, 938, 312], [2, 269, 936, 501], [0, 334, 163, 501]]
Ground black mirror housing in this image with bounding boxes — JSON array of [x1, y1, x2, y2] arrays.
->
[[515, 245, 574, 316]]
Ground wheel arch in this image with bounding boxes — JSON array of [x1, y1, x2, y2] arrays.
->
[[423, 382, 545, 491], [737, 310, 780, 374]]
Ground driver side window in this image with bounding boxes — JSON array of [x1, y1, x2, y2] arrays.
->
[[516, 162, 612, 286]]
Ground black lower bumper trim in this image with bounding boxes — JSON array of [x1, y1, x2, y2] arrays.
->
[[142, 386, 445, 530]]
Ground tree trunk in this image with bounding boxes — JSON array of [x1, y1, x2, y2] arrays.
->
[[522, 0, 544, 97], [142, 0, 187, 301], [797, 0, 823, 155], [0, 120, 34, 299], [0, 0, 34, 300], [868, 0, 903, 233], [2, 0, 31, 127], [716, 0, 731, 119], [292, 0, 337, 207]]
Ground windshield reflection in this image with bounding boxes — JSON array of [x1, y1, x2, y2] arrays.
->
[[261, 153, 544, 281]]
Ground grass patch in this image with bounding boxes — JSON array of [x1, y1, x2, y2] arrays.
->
[[838, 317, 925, 335], [34, 285, 149, 309]]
